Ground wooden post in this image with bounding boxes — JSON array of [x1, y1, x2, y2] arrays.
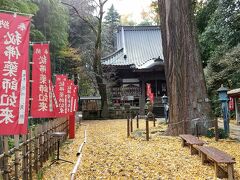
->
[[227, 164, 234, 180], [43, 122, 47, 162], [146, 118, 149, 141], [34, 126, 39, 173], [3, 136, 9, 180], [49, 121, 54, 156], [130, 113, 133, 133], [127, 115, 130, 137], [22, 135, 28, 180], [38, 124, 43, 168], [14, 135, 20, 180], [0, 136, 4, 179], [215, 117, 219, 141], [29, 129, 33, 180], [46, 121, 50, 161], [153, 115, 156, 127], [136, 113, 139, 129]]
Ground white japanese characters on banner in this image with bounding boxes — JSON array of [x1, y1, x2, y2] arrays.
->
[[0, 13, 30, 135], [55, 75, 67, 117], [67, 80, 73, 114], [31, 43, 55, 118], [72, 85, 78, 112]]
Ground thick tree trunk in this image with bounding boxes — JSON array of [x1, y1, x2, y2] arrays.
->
[[159, 0, 213, 135], [93, 0, 109, 118]]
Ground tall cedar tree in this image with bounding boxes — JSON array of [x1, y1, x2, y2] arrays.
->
[[158, 0, 213, 135], [104, 4, 120, 54]]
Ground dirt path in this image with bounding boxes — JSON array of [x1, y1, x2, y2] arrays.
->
[[42, 119, 240, 179]]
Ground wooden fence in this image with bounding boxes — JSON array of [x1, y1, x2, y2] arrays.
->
[[0, 117, 69, 180]]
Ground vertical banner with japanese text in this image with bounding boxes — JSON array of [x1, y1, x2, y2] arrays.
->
[[0, 13, 30, 135], [67, 80, 73, 114], [31, 43, 54, 118], [55, 75, 67, 117]]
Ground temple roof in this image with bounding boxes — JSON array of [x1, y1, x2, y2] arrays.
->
[[102, 26, 164, 69]]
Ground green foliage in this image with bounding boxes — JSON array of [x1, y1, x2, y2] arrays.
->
[[195, 0, 219, 34], [104, 4, 120, 28], [33, 0, 69, 53], [206, 127, 228, 139], [30, 29, 46, 42], [8, 137, 14, 149], [206, 45, 240, 91], [56, 47, 81, 76], [197, 0, 240, 66], [0, 0, 39, 14], [206, 45, 240, 115], [195, 0, 240, 116], [103, 4, 120, 54]]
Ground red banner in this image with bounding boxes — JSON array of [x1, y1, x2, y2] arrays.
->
[[149, 93, 154, 104], [55, 75, 68, 117], [146, 83, 152, 97], [31, 43, 54, 118], [0, 13, 30, 135], [146, 83, 154, 103], [73, 85, 78, 112], [229, 97, 234, 111]]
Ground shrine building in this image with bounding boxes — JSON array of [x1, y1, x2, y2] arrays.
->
[[102, 26, 166, 117]]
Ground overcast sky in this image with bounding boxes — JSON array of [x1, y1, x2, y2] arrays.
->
[[105, 0, 152, 23]]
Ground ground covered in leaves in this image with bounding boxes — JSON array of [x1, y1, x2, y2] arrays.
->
[[41, 119, 240, 179]]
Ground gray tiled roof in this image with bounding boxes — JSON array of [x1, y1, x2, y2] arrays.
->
[[102, 26, 164, 69]]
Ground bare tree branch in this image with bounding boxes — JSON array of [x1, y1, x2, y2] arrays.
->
[[61, 1, 97, 35]]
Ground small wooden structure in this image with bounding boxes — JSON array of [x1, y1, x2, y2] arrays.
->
[[80, 96, 102, 119], [227, 88, 240, 125]]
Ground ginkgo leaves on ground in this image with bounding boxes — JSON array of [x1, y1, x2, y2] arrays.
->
[[42, 120, 240, 180]]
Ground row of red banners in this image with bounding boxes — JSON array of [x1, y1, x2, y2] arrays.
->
[[30, 44, 78, 118], [0, 13, 79, 135]]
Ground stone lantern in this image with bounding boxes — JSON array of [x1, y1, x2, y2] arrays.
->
[[217, 84, 229, 134], [161, 94, 169, 123]]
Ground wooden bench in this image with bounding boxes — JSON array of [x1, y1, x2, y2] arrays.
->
[[194, 145, 235, 179], [179, 134, 206, 155]]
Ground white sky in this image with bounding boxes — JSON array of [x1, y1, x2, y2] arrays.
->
[[105, 0, 152, 23]]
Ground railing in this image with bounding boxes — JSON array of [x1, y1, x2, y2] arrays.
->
[[0, 117, 68, 180]]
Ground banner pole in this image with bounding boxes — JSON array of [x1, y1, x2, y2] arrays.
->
[[29, 41, 50, 45], [29, 44, 33, 127]]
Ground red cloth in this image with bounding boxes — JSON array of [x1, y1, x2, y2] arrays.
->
[[31, 43, 55, 118], [229, 97, 234, 111], [0, 13, 30, 135]]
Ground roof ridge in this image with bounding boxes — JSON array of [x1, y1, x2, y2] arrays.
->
[[101, 48, 124, 61]]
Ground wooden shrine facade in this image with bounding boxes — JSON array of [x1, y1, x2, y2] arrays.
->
[[102, 26, 166, 117]]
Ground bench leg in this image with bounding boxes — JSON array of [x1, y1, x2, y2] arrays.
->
[[214, 162, 228, 179], [227, 164, 234, 180], [200, 153, 208, 164], [190, 145, 198, 155], [181, 139, 186, 147]]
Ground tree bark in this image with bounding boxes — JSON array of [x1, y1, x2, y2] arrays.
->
[[158, 0, 213, 135]]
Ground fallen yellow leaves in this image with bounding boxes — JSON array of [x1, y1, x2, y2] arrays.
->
[[40, 120, 240, 179]]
